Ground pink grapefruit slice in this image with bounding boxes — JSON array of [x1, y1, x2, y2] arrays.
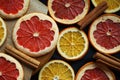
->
[[0, 0, 30, 19], [48, 0, 90, 24], [75, 62, 115, 80], [89, 14, 120, 54], [0, 53, 24, 80], [13, 13, 59, 57]]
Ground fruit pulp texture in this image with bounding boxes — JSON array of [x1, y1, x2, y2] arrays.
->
[[93, 19, 120, 49], [81, 68, 109, 80], [0, 57, 19, 80], [17, 16, 55, 52], [41, 62, 73, 80], [52, 0, 85, 19], [60, 31, 85, 57], [0, 21, 4, 42], [0, 0, 24, 14], [93, 0, 120, 10]]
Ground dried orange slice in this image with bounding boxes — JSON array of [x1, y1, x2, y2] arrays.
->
[[48, 0, 90, 24], [91, 0, 120, 13], [57, 27, 89, 61], [89, 14, 120, 54], [0, 17, 7, 47], [38, 60, 75, 80], [0, 0, 30, 19], [0, 53, 24, 80], [13, 13, 59, 57], [75, 62, 115, 80]]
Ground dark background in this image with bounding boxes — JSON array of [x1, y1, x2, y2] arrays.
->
[[31, 0, 120, 80]]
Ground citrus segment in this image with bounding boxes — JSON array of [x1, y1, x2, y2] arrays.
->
[[13, 13, 59, 57], [75, 62, 115, 80], [0, 17, 7, 47], [93, 19, 120, 50], [0, 0, 24, 14], [0, 53, 24, 80], [91, 0, 120, 13], [0, 0, 30, 19], [81, 68, 109, 80], [48, 0, 90, 24], [57, 27, 89, 60], [89, 14, 120, 54], [38, 60, 75, 80]]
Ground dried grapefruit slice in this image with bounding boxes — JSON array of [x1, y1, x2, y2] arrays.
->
[[0, 17, 7, 47], [48, 0, 90, 24], [0, 0, 30, 19], [75, 62, 115, 80], [57, 27, 89, 61], [89, 14, 120, 54], [0, 53, 24, 80], [13, 13, 59, 57], [91, 0, 120, 13], [38, 60, 75, 80]]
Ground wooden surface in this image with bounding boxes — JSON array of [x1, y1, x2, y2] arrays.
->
[[0, 0, 54, 80]]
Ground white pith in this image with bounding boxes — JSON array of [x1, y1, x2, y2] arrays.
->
[[13, 13, 59, 57], [91, 0, 120, 13], [0, 53, 24, 80], [38, 60, 75, 80], [57, 27, 89, 60], [89, 14, 120, 54], [0, 0, 30, 19], [48, 0, 90, 24], [76, 62, 115, 80], [0, 17, 7, 47]]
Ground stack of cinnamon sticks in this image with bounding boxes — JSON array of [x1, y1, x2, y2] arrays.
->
[[94, 52, 120, 71]]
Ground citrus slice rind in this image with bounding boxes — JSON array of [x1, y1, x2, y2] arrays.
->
[[13, 13, 59, 57], [91, 0, 120, 13], [0, 53, 24, 80], [89, 14, 120, 54], [75, 62, 115, 80], [0, 0, 30, 19], [48, 0, 90, 24], [38, 60, 75, 80], [57, 27, 89, 60], [0, 17, 7, 47]]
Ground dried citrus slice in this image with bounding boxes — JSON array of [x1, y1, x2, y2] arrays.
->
[[89, 14, 120, 54], [13, 13, 59, 57], [38, 60, 75, 80], [75, 62, 115, 80], [91, 0, 120, 13], [0, 17, 7, 47], [0, 0, 30, 19], [0, 53, 24, 80], [48, 0, 90, 24], [57, 27, 89, 61]]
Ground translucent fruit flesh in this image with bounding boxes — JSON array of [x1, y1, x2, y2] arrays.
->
[[0, 0, 24, 14], [52, 0, 85, 20], [17, 16, 55, 52], [93, 19, 120, 49], [59, 31, 85, 57], [0, 57, 19, 80], [81, 68, 109, 80]]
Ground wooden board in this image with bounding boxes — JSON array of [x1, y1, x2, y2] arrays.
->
[[0, 0, 54, 80]]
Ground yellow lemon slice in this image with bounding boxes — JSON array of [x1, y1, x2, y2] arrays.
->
[[0, 17, 7, 47], [38, 60, 75, 80], [91, 0, 120, 13], [57, 27, 89, 61]]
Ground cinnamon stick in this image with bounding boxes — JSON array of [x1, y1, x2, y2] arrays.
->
[[5, 44, 40, 69], [94, 52, 120, 71], [78, 1, 108, 29]]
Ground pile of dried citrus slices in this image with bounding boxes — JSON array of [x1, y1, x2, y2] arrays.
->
[[0, 0, 120, 80]]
